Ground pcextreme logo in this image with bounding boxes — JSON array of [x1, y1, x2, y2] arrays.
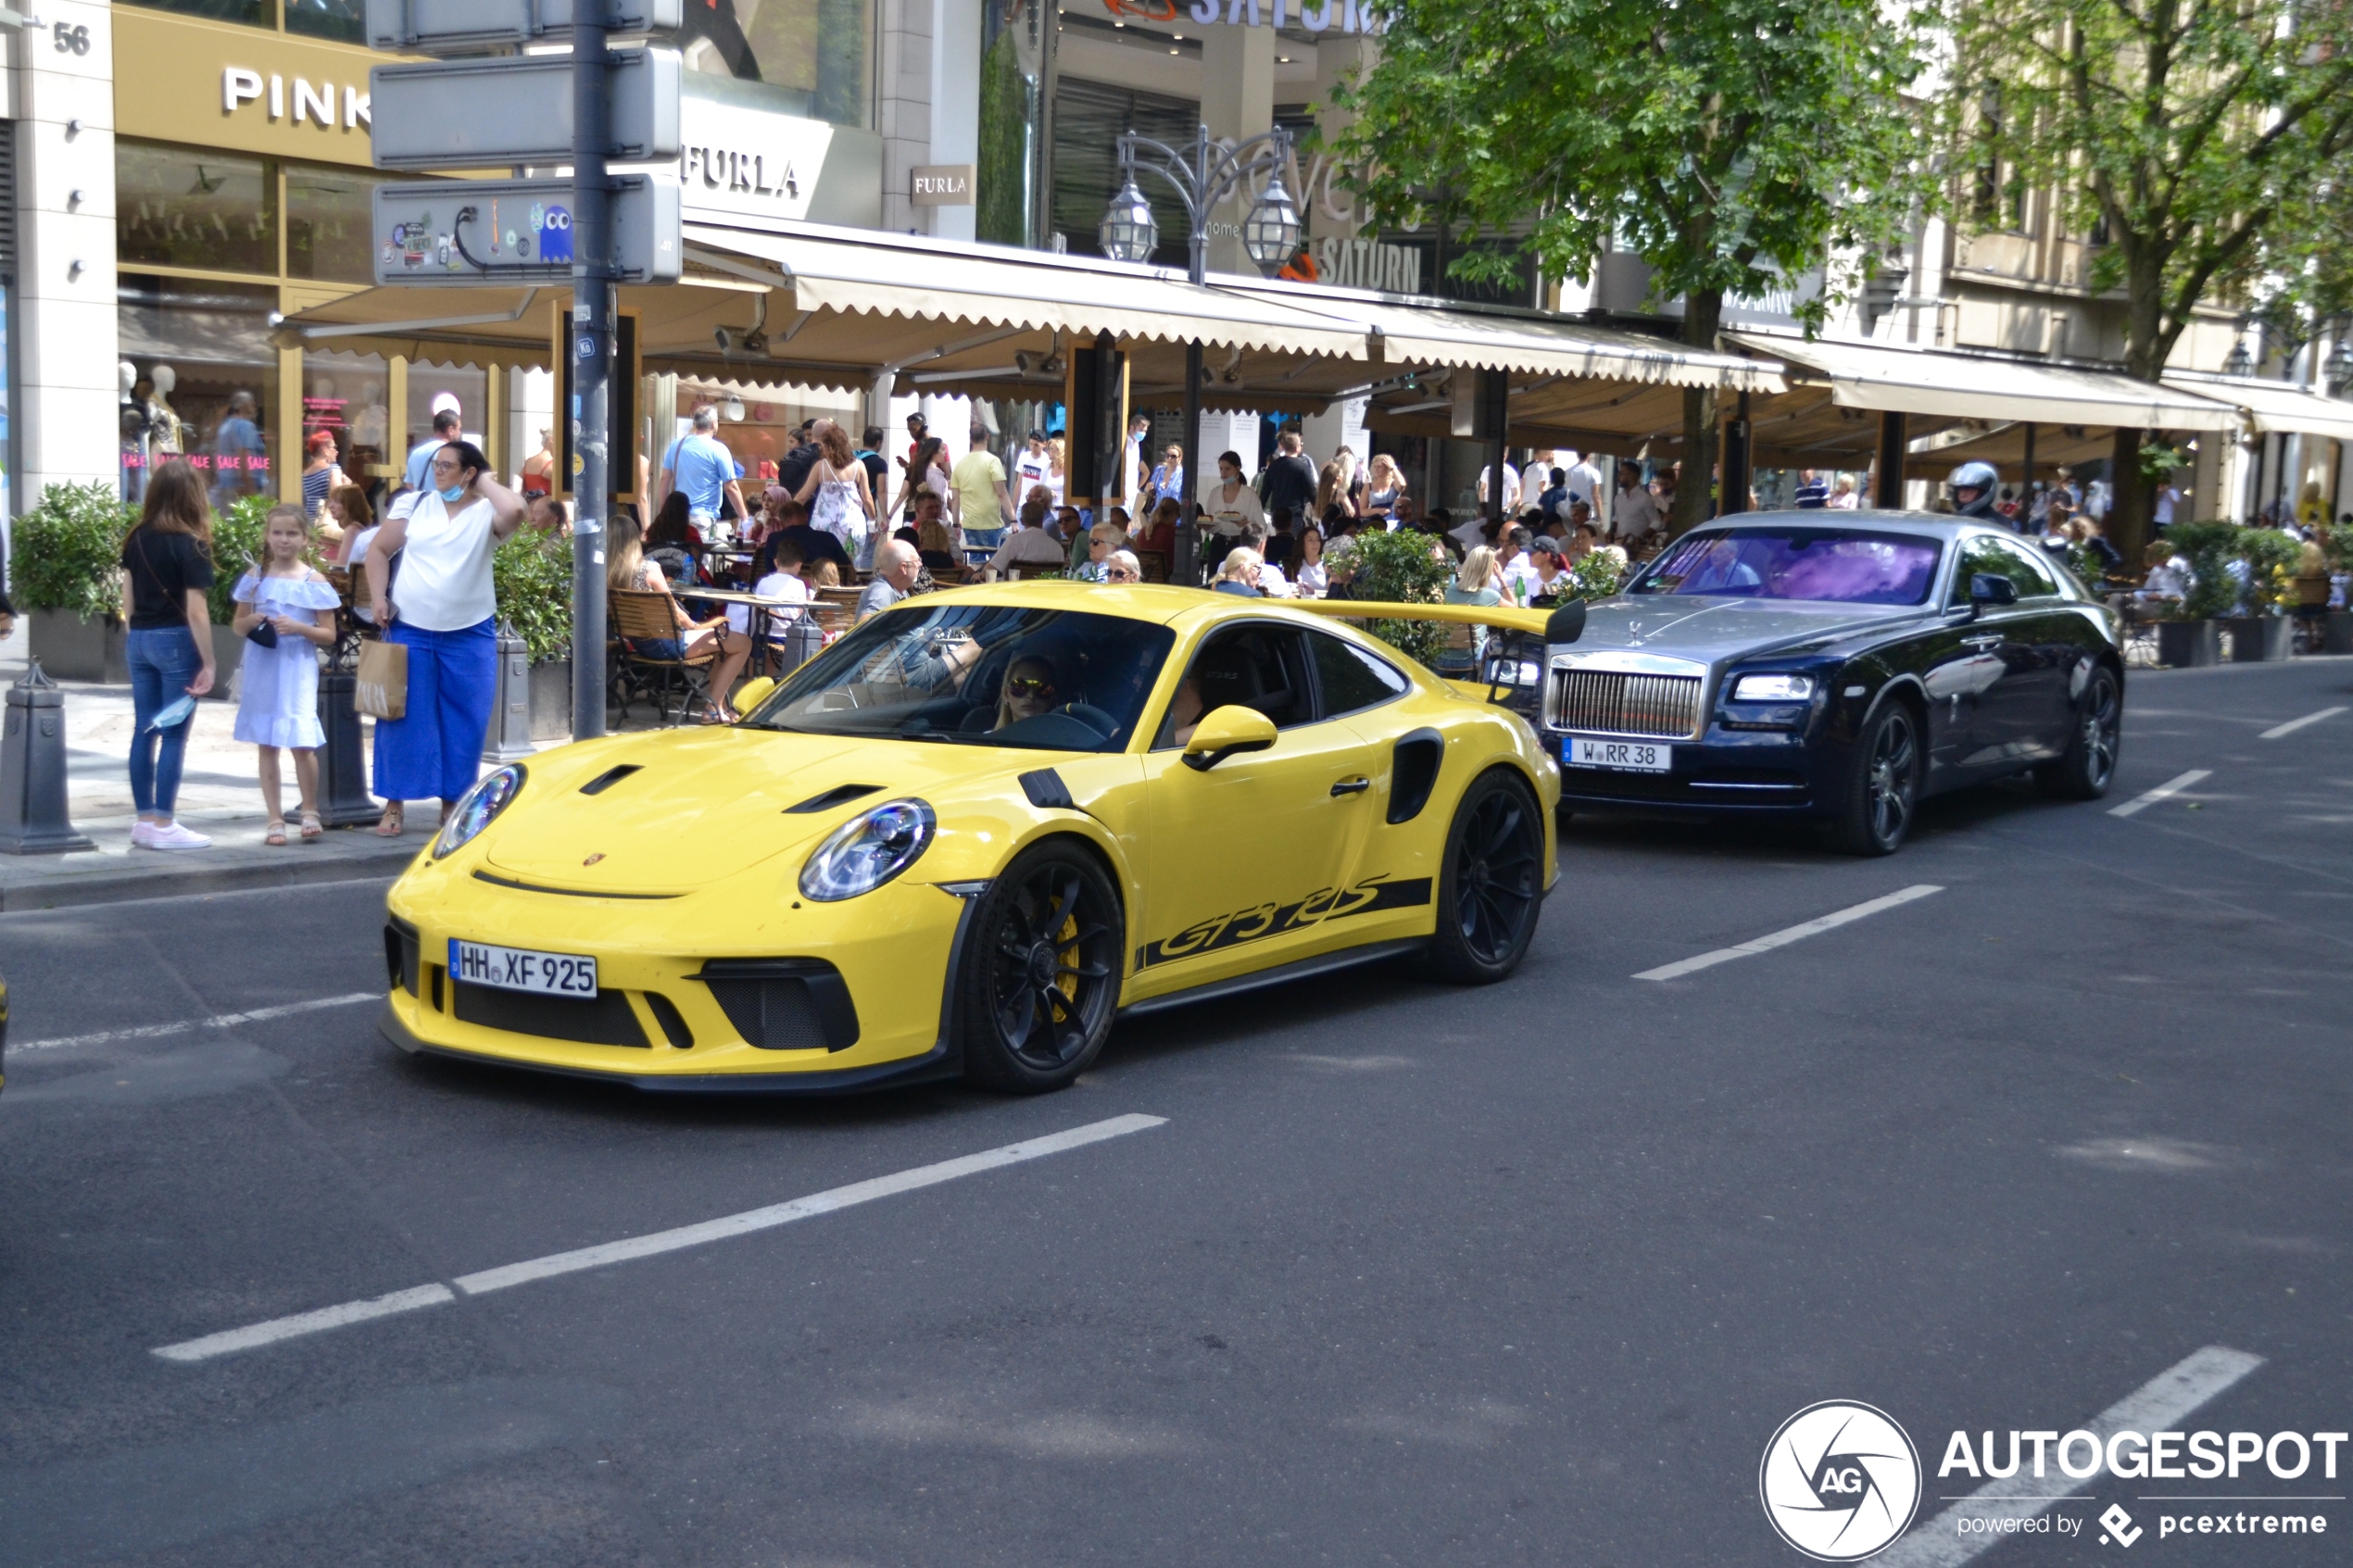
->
[[1760, 1400, 1924, 1562]]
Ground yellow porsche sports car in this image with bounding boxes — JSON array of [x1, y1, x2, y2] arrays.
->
[[381, 582, 1560, 1094]]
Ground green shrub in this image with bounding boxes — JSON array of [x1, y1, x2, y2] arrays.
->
[[494, 530, 574, 663], [205, 494, 275, 624], [1344, 527, 1454, 666], [1567, 546, 1629, 601], [9, 483, 133, 621], [2163, 521, 2241, 621], [2236, 526, 2302, 611]]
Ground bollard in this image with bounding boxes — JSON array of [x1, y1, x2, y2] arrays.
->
[[483, 619, 535, 763], [313, 666, 382, 828], [0, 661, 94, 853]]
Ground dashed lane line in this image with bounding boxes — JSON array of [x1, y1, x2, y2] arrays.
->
[[2108, 769, 2212, 818], [1876, 1345, 2265, 1567], [13, 992, 380, 1053], [1630, 885, 1943, 982], [2259, 706, 2347, 740], [152, 1113, 1168, 1363]]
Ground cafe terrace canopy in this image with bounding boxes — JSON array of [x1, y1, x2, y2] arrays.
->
[[275, 219, 1781, 430]]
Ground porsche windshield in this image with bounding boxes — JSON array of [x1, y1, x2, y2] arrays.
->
[[1628, 529, 1943, 606], [743, 604, 1176, 751]]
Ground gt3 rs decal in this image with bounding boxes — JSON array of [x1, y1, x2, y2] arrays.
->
[[1137, 875, 1434, 970]]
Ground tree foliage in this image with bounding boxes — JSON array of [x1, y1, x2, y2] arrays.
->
[[1332, 0, 1928, 531], [1938, 0, 2353, 556]]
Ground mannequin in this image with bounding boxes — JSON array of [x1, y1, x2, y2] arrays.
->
[[147, 365, 184, 455]]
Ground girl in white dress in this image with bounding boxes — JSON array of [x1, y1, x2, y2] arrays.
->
[[231, 505, 340, 844]]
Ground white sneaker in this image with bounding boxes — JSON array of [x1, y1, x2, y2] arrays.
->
[[131, 821, 157, 848], [145, 822, 212, 850]]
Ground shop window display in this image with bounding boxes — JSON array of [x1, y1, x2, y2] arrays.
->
[[119, 275, 280, 506], [119, 0, 268, 28], [679, 0, 875, 128], [118, 142, 277, 277], [287, 164, 373, 282], [302, 352, 390, 495]]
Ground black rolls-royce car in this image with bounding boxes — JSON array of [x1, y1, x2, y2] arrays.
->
[[1540, 513, 2123, 854]]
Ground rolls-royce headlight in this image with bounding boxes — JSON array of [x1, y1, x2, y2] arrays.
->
[[799, 798, 936, 901], [433, 764, 525, 858], [1731, 673, 1816, 702]]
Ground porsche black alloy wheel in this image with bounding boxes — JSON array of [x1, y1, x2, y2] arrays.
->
[[1832, 702, 1920, 856], [960, 841, 1124, 1093], [2036, 665, 2121, 800], [1427, 769, 1545, 984]]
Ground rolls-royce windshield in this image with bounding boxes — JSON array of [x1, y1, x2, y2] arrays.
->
[[1629, 529, 1942, 607]]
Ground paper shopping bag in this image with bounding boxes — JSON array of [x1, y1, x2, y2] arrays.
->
[[355, 638, 408, 721]]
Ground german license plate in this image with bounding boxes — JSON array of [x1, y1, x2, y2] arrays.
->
[[449, 939, 598, 997], [1565, 736, 1672, 772]]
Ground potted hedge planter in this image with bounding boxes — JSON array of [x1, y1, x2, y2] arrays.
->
[[494, 531, 575, 745], [2156, 619, 2221, 667], [12, 482, 133, 682], [2324, 611, 2353, 656], [2224, 615, 2294, 662], [202, 495, 273, 701]]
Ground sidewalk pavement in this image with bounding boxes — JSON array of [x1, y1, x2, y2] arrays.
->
[[0, 618, 567, 911]]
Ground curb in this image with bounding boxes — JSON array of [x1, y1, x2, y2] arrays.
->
[[0, 836, 422, 912]]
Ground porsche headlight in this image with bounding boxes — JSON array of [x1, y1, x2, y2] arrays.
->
[[433, 764, 526, 859], [799, 798, 937, 902], [1731, 673, 1817, 703]]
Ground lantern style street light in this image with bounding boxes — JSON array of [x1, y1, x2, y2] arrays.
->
[[1099, 122, 1302, 585]]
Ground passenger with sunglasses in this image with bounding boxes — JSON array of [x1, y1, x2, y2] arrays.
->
[[1103, 549, 1143, 584]]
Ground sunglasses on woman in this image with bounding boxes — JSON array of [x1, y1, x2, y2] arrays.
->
[[1106, 566, 1139, 582], [1007, 675, 1056, 697]]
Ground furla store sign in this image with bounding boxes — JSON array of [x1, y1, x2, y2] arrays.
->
[[666, 93, 882, 229]]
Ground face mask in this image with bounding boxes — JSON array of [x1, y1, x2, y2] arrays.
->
[[437, 483, 466, 503]]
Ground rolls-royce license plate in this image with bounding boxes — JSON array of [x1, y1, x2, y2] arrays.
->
[[1565, 736, 1672, 773], [449, 939, 598, 997]]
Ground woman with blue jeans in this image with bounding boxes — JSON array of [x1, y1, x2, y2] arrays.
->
[[363, 441, 526, 835], [120, 461, 220, 850]]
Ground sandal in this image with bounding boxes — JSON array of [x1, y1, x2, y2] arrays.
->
[[300, 811, 322, 842], [264, 819, 287, 847], [376, 802, 404, 837]]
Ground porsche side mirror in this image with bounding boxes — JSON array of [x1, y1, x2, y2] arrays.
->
[[731, 676, 776, 718], [1182, 706, 1278, 771], [1969, 573, 2020, 608], [1545, 598, 1588, 646]]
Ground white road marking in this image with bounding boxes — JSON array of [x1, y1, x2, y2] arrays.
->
[[13, 992, 380, 1053], [2259, 706, 2347, 740], [1875, 1344, 2264, 1568], [2108, 769, 2212, 818], [1631, 885, 1943, 982], [153, 1113, 1167, 1363]]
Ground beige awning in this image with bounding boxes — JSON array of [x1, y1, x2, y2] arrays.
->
[[1725, 330, 2243, 432], [1224, 281, 1784, 394], [2162, 372, 2353, 442], [687, 223, 1372, 360]]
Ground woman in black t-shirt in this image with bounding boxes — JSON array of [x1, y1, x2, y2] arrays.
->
[[120, 460, 220, 851]]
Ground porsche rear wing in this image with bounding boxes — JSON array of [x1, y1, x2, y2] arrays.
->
[[1289, 598, 1591, 720]]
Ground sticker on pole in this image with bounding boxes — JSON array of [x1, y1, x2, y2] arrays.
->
[[535, 204, 573, 264]]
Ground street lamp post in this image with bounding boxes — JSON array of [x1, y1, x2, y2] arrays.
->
[[1099, 123, 1302, 585]]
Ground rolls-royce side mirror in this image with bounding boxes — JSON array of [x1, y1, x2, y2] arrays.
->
[[1545, 598, 1588, 646], [1969, 573, 2019, 608]]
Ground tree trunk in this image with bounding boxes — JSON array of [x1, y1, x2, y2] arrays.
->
[[1673, 289, 1725, 536], [2107, 428, 2150, 567], [2107, 252, 2168, 567]]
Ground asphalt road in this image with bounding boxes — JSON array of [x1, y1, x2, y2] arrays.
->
[[3, 657, 2350, 1567]]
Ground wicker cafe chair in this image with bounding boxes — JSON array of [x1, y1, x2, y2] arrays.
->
[[608, 588, 717, 723]]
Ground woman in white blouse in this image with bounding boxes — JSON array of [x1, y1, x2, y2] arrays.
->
[[364, 441, 526, 836]]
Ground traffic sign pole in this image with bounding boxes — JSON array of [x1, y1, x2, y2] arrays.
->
[[572, 12, 613, 742]]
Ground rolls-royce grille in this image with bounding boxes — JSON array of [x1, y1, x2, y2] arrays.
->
[[1548, 669, 1704, 738]]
